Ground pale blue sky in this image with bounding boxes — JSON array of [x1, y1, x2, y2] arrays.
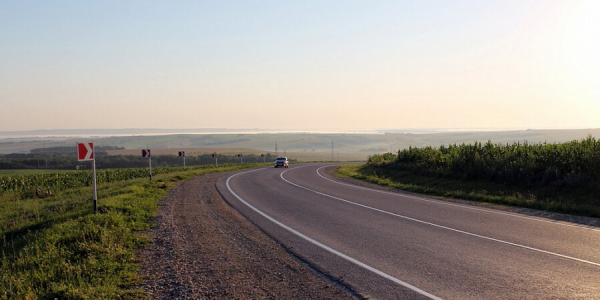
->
[[1, 1, 599, 131]]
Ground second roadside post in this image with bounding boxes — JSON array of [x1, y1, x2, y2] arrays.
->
[[179, 151, 185, 167], [142, 149, 152, 180]]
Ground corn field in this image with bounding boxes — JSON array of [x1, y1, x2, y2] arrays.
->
[[0, 164, 235, 198], [370, 136, 600, 188]]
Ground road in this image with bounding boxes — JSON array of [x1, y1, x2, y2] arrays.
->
[[216, 164, 600, 300]]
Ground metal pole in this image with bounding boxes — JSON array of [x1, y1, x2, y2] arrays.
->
[[92, 159, 98, 214], [331, 140, 334, 162], [149, 156, 152, 181], [183, 156, 186, 168]]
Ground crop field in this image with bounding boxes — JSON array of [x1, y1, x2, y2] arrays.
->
[[0, 164, 261, 299], [348, 136, 600, 217], [0, 164, 247, 199], [0, 169, 73, 176]]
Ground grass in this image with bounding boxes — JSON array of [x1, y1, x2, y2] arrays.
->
[[337, 164, 600, 218], [0, 164, 261, 300]]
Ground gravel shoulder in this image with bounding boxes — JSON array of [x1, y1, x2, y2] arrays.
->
[[136, 171, 359, 299]]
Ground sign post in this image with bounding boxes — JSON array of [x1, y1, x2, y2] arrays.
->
[[142, 149, 152, 180], [238, 154, 243, 164], [179, 151, 186, 167], [261, 154, 265, 163], [212, 153, 218, 167], [77, 142, 97, 214]]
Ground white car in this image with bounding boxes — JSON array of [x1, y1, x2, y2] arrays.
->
[[274, 157, 289, 168]]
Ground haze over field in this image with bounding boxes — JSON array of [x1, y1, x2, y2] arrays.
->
[[1, 1, 599, 132], [2, 128, 600, 156]]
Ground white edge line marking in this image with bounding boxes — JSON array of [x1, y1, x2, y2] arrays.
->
[[226, 169, 445, 300], [280, 168, 600, 268], [316, 166, 600, 232]]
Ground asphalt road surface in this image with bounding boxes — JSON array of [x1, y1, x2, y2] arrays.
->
[[216, 164, 600, 300]]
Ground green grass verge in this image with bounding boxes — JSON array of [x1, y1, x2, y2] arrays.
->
[[0, 164, 262, 300], [336, 164, 600, 218]]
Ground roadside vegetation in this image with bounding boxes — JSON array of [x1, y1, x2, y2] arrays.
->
[[338, 136, 600, 218], [0, 164, 261, 300], [0, 169, 73, 176], [0, 165, 238, 199], [0, 146, 278, 170]]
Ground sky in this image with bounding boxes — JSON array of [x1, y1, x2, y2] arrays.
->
[[1, 0, 599, 132]]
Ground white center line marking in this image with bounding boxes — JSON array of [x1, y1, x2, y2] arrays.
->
[[280, 167, 600, 268], [315, 166, 600, 232], [226, 169, 445, 300]]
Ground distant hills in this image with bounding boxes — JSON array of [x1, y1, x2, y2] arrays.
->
[[1, 128, 599, 157]]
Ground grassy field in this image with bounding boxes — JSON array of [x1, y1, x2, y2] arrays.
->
[[0, 164, 262, 300]]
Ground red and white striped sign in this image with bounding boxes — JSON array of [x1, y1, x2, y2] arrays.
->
[[77, 143, 94, 161], [142, 149, 151, 158], [178, 151, 185, 157]]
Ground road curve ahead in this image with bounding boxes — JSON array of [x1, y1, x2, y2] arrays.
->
[[216, 164, 600, 300]]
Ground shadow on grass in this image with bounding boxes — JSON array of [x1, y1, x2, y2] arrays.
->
[[1, 208, 95, 258]]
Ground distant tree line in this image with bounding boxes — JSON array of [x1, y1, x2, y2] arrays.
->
[[0, 146, 278, 170]]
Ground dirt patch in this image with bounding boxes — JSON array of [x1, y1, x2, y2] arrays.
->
[[136, 171, 359, 299]]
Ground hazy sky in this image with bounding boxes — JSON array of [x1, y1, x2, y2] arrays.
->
[[1, 1, 599, 131]]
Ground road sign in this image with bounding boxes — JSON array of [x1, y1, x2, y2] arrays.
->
[[76, 142, 97, 213], [141, 149, 152, 180], [212, 153, 218, 167], [77, 143, 94, 161], [179, 151, 186, 167]]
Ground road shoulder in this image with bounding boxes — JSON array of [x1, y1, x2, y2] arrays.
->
[[136, 170, 359, 299]]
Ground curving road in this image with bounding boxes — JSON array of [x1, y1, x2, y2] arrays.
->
[[216, 164, 600, 300]]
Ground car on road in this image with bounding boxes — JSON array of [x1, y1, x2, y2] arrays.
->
[[274, 156, 289, 168]]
